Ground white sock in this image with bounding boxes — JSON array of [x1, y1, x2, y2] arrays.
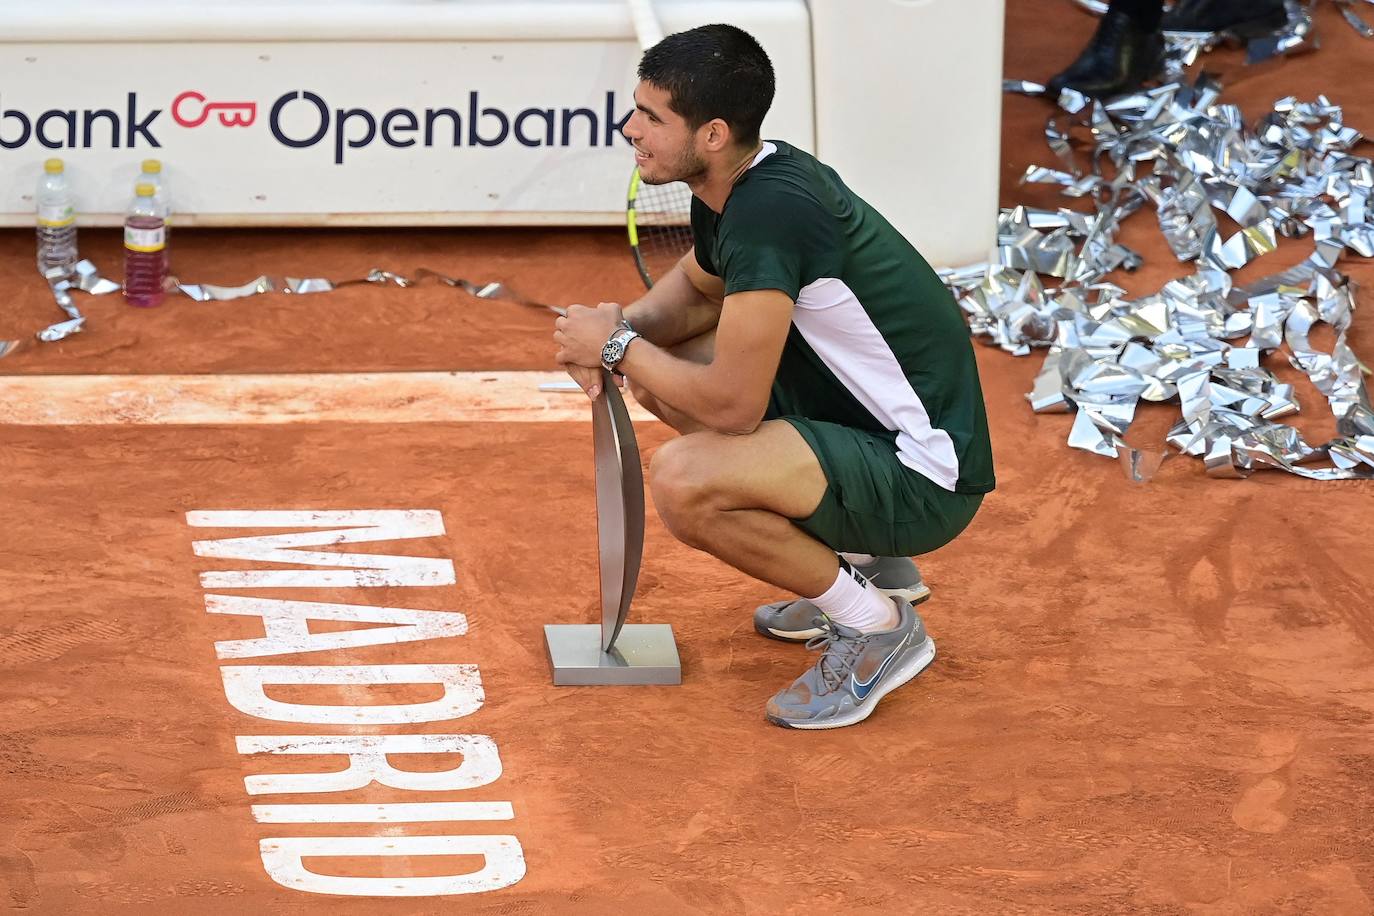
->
[[838, 552, 877, 567], [808, 562, 898, 634]]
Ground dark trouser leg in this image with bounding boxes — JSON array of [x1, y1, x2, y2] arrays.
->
[[1045, 2, 1162, 99], [1160, 0, 1288, 35], [1110, 0, 1163, 31]]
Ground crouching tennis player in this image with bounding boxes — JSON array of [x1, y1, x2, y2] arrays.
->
[[554, 24, 995, 729]]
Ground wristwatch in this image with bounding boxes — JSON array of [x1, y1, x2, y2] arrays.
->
[[600, 320, 641, 374]]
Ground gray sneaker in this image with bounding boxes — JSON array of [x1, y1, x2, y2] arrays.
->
[[753, 556, 930, 642], [765, 597, 935, 730]]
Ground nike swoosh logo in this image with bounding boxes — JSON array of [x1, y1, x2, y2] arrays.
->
[[851, 637, 909, 700]]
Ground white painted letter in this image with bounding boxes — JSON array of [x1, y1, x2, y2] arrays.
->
[[236, 734, 502, 795], [208, 595, 468, 659], [221, 665, 482, 725], [187, 510, 455, 588], [259, 835, 525, 897], [251, 801, 513, 823]]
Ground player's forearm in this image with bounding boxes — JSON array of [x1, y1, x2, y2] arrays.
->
[[622, 263, 721, 347], [618, 338, 762, 435]]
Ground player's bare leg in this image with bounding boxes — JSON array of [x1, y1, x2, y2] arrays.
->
[[646, 418, 846, 603]]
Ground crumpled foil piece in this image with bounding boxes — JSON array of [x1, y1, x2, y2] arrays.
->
[[1071, 0, 1110, 14], [1241, 1, 1319, 64], [29, 259, 122, 345], [1005, 79, 1048, 96], [178, 275, 276, 302], [37, 317, 85, 342], [1333, 0, 1374, 37], [7, 262, 562, 358], [954, 73, 1374, 481]]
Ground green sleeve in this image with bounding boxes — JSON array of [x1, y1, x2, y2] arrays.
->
[[717, 187, 841, 299]]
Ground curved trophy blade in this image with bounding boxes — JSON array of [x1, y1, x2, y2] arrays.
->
[[604, 376, 644, 652], [591, 373, 627, 652]]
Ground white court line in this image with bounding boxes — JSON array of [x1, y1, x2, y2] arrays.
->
[[0, 371, 654, 425]]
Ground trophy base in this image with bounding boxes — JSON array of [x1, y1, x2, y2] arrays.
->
[[543, 624, 681, 686]]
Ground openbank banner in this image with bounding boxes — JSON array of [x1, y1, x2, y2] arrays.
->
[[0, 39, 813, 227]]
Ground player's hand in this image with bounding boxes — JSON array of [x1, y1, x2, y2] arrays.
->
[[562, 359, 626, 401], [564, 363, 605, 400], [554, 301, 623, 371]]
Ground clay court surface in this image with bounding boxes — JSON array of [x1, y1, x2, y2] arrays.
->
[[3, 3, 1374, 913]]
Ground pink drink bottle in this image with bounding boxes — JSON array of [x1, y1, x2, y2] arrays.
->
[[123, 182, 167, 307], [138, 159, 171, 274]]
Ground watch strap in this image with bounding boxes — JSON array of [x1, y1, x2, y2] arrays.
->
[[601, 325, 640, 372]]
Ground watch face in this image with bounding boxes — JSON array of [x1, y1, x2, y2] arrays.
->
[[601, 339, 622, 366]]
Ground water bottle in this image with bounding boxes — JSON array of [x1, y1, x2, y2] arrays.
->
[[36, 158, 78, 279], [124, 182, 168, 307], [138, 158, 171, 272], [138, 159, 165, 199]]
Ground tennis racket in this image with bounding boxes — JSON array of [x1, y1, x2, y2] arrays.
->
[[627, 169, 693, 288]]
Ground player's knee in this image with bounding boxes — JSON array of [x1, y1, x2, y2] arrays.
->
[[649, 438, 716, 545]]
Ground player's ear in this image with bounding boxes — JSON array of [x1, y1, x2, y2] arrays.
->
[[703, 118, 731, 152]]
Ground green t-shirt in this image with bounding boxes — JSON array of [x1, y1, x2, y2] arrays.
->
[[691, 140, 994, 494]]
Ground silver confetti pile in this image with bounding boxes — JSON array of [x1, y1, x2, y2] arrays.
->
[[948, 75, 1373, 481]]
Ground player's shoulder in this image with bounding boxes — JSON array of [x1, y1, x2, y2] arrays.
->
[[726, 142, 830, 224], [737, 140, 816, 190]]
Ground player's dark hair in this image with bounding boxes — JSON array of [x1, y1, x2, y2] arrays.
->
[[637, 24, 775, 147]]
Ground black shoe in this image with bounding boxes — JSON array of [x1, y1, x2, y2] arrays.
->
[[1161, 0, 1289, 37], [1046, 10, 1163, 100]]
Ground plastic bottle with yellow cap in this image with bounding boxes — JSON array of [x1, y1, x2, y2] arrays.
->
[[124, 181, 168, 307], [36, 158, 79, 279], [137, 158, 171, 270]]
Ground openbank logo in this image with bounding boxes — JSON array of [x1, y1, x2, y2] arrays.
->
[[0, 90, 634, 163]]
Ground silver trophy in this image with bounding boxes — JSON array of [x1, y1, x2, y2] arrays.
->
[[543, 369, 681, 685]]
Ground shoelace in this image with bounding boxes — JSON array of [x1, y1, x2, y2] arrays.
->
[[804, 622, 869, 693]]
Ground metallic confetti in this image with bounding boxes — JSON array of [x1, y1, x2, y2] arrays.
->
[[1334, 0, 1374, 37], [10, 260, 562, 356], [1004, 79, 1048, 96], [31, 259, 119, 344], [951, 72, 1373, 481]]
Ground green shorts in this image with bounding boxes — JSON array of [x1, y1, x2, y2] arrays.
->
[[778, 416, 983, 557]]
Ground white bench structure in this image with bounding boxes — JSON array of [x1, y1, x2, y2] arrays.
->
[[0, 0, 1003, 266]]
